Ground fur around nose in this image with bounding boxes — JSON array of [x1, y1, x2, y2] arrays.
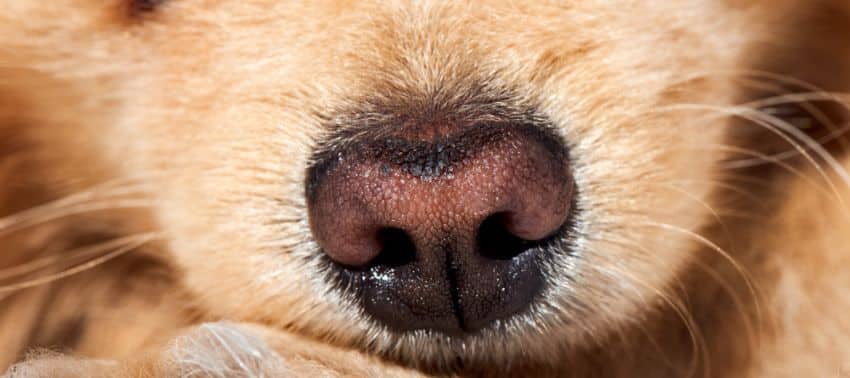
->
[[307, 120, 574, 334]]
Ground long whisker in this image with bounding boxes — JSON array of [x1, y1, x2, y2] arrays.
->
[[584, 255, 708, 377], [649, 104, 848, 211], [745, 108, 850, 185], [0, 254, 62, 282], [642, 89, 850, 167], [0, 199, 155, 238], [0, 174, 161, 233], [675, 143, 839, 204], [652, 183, 766, 347], [735, 82, 849, 151], [665, 178, 770, 210], [0, 232, 162, 294], [631, 220, 763, 341]]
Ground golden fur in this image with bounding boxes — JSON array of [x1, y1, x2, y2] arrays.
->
[[1, 0, 850, 376]]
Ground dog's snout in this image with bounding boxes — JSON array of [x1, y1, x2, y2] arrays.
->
[[307, 117, 574, 335]]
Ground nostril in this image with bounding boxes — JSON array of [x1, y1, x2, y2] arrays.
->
[[307, 118, 574, 334], [371, 228, 417, 268], [477, 212, 542, 261]]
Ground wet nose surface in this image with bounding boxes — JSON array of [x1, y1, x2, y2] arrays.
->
[[307, 121, 574, 335]]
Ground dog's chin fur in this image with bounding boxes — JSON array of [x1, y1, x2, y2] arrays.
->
[[2, 0, 850, 376]]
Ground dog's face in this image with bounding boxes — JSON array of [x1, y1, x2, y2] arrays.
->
[[8, 0, 775, 370]]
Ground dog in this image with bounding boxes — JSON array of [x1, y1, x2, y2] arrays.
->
[[1, 0, 850, 376]]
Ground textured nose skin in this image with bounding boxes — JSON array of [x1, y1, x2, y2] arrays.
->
[[307, 121, 574, 335]]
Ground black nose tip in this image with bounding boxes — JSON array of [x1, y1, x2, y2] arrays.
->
[[307, 120, 574, 335]]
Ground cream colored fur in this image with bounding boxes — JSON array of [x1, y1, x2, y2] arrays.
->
[[1, 0, 850, 376]]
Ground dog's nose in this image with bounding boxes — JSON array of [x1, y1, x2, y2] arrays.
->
[[307, 120, 574, 335]]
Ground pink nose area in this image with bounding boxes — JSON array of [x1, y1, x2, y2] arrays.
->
[[307, 122, 574, 334]]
